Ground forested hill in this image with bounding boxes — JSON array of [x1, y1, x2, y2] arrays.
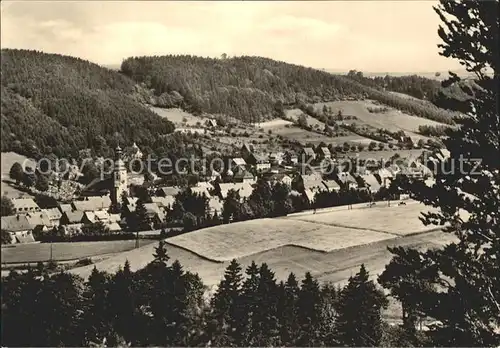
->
[[121, 55, 457, 124], [1, 49, 175, 159]]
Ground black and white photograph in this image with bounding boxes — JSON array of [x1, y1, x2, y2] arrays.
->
[[0, 0, 499, 346]]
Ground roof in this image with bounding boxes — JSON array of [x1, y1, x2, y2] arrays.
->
[[144, 203, 166, 221], [42, 208, 62, 220], [303, 147, 315, 156], [233, 170, 254, 181], [151, 196, 175, 208], [16, 234, 35, 243], [72, 196, 111, 212], [208, 197, 223, 213], [84, 211, 96, 223], [304, 189, 316, 202], [94, 210, 110, 221], [219, 182, 253, 199], [231, 158, 247, 166], [360, 174, 381, 192], [109, 213, 121, 223], [11, 198, 40, 211], [26, 211, 51, 227], [157, 186, 181, 197], [269, 173, 292, 183], [319, 147, 331, 155], [304, 179, 325, 191], [337, 172, 357, 184], [105, 222, 122, 232], [191, 186, 211, 198], [250, 153, 269, 163], [322, 180, 341, 191], [1, 215, 33, 232], [59, 204, 73, 214], [63, 211, 85, 224], [376, 168, 394, 178]]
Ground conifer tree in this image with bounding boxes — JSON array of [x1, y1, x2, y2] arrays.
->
[[296, 272, 323, 346], [134, 198, 151, 231], [82, 267, 115, 346], [336, 265, 388, 347], [277, 272, 301, 346], [380, 0, 499, 345], [209, 259, 244, 346], [239, 261, 261, 346]]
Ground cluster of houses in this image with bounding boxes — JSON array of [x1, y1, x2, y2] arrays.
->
[[1, 143, 445, 244]]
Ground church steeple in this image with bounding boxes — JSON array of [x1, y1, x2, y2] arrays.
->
[[111, 145, 128, 205]]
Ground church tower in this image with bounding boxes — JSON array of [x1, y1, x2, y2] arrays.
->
[[112, 145, 128, 205]]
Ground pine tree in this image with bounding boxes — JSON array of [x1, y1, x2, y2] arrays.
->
[[380, 0, 499, 345], [277, 272, 301, 346], [336, 265, 388, 347], [82, 267, 115, 346], [296, 272, 323, 346], [209, 259, 244, 346], [239, 261, 260, 346], [108, 260, 141, 345], [134, 198, 151, 231]]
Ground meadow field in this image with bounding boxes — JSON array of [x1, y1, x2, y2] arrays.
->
[[314, 100, 448, 139], [166, 218, 394, 262], [1, 239, 155, 264], [1, 152, 36, 199], [150, 106, 206, 126]]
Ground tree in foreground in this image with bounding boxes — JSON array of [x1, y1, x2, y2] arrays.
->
[[336, 265, 388, 347], [380, 0, 499, 345]]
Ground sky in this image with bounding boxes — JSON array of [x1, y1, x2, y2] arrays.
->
[[1, 0, 463, 73]]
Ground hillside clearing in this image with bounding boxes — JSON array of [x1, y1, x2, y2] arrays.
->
[[150, 106, 206, 126], [166, 219, 394, 262], [1, 152, 36, 199], [287, 201, 441, 236], [315, 100, 448, 139]]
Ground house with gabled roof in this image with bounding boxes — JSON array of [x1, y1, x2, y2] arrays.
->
[[300, 147, 316, 162], [317, 147, 331, 160], [1, 215, 36, 243], [241, 143, 255, 159], [233, 169, 255, 183], [42, 208, 62, 227], [156, 186, 181, 197], [60, 211, 85, 225], [11, 198, 40, 214], [217, 182, 253, 201], [360, 174, 382, 193], [72, 196, 111, 212], [336, 172, 358, 189], [322, 180, 341, 192]]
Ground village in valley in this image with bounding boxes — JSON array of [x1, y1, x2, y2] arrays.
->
[[1, 0, 498, 347]]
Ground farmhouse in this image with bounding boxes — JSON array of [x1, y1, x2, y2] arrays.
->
[[336, 172, 358, 190], [230, 157, 247, 171], [60, 211, 85, 225], [59, 203, 73, 214], [25, 211, 51, 234], [360, 174, 382, 193], [246, 153, 271, 171], [11, 198, 40, 214], [322, 180, 341, 192], [41, 208, 62, 227], [240, 143, 255, 159], [268, 173, 293, 187], [233, 169, 255, 183], [156, 186, 181, 197], [300, 147, 316, 162], [317, 147, 331, 160], [217, 182, 253, 200], [151, 196, 175, 209], [0, 215, 36, 243], [72, 196, 111, 212]]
